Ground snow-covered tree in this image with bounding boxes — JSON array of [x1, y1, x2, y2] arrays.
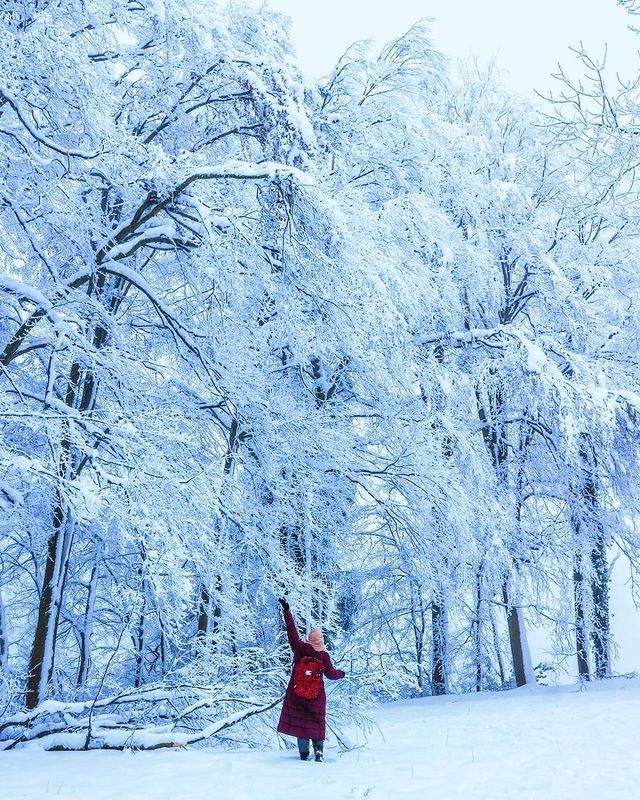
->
[[1, 1, 639, 751]]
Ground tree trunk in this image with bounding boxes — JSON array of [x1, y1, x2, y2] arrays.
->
[[195, 419, 236, 650], [490, 604, 507, 686], [431, 595, 448, 695], [197, 586, 211, 638], [474, 573, 484, 692], [25, 495, 74, 708], [133, 607, 145, 689], [409, 578, 427, 696], [573, 553, 591, 680], [571, 436, 609, 681], [197, 579, 222, 642], [24, 269, 121, 708], [0, 584, 8, 673], [591, 534, 610, 678], [76, 551, 100, 688], [476, 390, 536, 686], [502, 582, 535, 686], [132, 556, 147, 689], [581, 439, 610, 679]]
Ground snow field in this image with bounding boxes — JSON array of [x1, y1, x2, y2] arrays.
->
[[3, 678, 640, 800]]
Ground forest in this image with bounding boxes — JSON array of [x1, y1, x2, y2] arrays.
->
[[1, 0, 639, 751]]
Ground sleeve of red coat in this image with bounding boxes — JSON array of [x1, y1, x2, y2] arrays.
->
[[324, 654, 345, 680], [283, 607, 304, 658]]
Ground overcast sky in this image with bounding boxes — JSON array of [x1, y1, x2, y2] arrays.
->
[[268, 0, 640, 98]]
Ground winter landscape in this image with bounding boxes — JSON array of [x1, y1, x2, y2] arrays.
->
[[1, 1, 640, 798]]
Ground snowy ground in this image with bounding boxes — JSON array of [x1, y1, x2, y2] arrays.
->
[[3, 678, 640, 800]]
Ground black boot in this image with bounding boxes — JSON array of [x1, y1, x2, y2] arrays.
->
[[314, 749, 324, 762], [300, 751, 309, 761]]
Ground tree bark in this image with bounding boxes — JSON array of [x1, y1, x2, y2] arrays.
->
[[26, 492, 74, 708], [502, 583, 535, 687], [76, 552, 100, 688], [573, 552, 591, 680], [474, 573, 484, 692], [25, 269, 119, 708], [0, 584, 8, 673], [197, 578, 222, 641], [431, 595, 448, 695], [490, 604, 506, 686], [591, 534, 610, 678], [408, 578, 427, 696], [133, 608, 145, 690], [476, 389, 536, 686], [571, 436, 609, 681], [196, 419, 237, 647], [197, 586, 211, 638], [581, 440, 610, 679]]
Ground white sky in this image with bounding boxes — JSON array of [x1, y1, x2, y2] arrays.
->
[[268, 0, 640, 97]]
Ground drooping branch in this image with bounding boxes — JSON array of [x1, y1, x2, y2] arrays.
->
[[1, 160, 308, 369], [0, 86, 100, 159]]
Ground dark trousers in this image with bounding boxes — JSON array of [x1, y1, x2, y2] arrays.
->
[[297, 736, 323, 754]]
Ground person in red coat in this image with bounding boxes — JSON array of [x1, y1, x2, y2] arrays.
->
[[276, 596, 345, 761]]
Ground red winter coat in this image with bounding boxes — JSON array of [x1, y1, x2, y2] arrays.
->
[[277, 607, 345, 740]]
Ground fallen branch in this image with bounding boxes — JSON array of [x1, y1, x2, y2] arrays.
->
[[0, 685, 283, 751]]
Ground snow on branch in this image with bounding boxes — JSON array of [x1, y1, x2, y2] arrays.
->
[[0, 686, 283, 751], [418, 326, 505, 346], [0, 86, 100, 160], [0, 274, 71, 360], [101, 159, 309, 258], [176, 159, 311, 188], [0, 274, 60, 322], [419, 325, 565, 377], [1, 156, 308, 371], [102, 224, 180, 262], [0, 477, 23, 508]]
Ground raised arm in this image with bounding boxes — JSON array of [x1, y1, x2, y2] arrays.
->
[[279, 598, 304, 658]]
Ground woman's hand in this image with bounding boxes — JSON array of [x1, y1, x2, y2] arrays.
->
[[278, 596, 289, 611]]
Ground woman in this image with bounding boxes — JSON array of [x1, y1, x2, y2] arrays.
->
[[276, 596, 345, 761]]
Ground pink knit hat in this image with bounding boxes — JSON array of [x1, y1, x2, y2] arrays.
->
[[307, 628, 326, 652]]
